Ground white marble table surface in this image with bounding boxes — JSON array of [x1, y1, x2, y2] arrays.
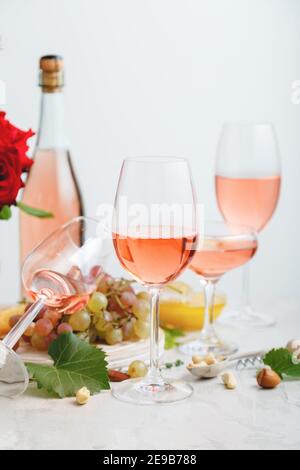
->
[[0, 299, 300, 451]]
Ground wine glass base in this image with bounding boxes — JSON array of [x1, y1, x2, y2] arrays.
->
[[112, 378, 193, 405], [179, 339, 238, 357], [0, 342, 29, 398], [219, 308, 276, 329]]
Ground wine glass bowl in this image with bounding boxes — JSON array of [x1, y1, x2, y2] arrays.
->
[[0, 216, 111, 398], [112, 157, 198, 405], [180, 221, 258, 357], [189, 230, 258, 281], [215, 122, 281, 328], [22, 217, 109, 313], [113, 228, 197, 286], [216, 175, 281, 233]]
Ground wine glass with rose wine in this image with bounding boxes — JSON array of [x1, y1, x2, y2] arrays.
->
[[215, 122, 281, 327], [112, 157, 198, 405], [0, 217, 111, 398], [179, 221, 258, 357]]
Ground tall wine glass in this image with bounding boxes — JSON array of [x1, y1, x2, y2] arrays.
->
[[0, 217, 110, 398], [112, 157, 198, 405], [216, 123, 281, 328], [179, 221, 258, 357]]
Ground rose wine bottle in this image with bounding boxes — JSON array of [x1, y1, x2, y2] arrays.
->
[[20, 55, 84, 294]]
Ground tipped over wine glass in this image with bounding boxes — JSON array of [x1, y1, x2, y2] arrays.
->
[[0, 216, 111, 398]]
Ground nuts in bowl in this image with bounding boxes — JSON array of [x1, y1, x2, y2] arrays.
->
[[187, 352, 228, 379]]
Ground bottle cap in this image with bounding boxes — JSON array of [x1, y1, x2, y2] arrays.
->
[[39, 55, 64, 91]]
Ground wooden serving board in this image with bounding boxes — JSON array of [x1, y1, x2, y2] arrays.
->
[[17, 329, 165, 369]]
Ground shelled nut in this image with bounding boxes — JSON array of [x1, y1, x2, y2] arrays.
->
[[204, 353, 217, 366], [222, 372, 237, 390], [76, 387, 90, 405]]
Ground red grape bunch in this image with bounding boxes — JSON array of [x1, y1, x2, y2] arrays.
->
[[11, 272, 151, 351]]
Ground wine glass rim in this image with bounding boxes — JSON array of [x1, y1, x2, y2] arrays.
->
[[22, 216, 102, 265], [61, 215, 99, 228], [203, 220, 258, 237], [21, 215, 109, 291], [123, 156, 188, 164]]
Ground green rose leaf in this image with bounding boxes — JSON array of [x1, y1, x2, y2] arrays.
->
[[17, 201, 54, 218], [26, 333, 110, 398], [0, 205, 12, 220]]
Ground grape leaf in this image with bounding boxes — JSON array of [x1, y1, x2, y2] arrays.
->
[[26, 333, 110, 398], [264, 348, 300, 378], [163, 328, 184, 350], [17, 201, 53, 218]]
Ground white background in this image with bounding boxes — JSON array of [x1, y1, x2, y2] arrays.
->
[[0, 0, 299, 306]]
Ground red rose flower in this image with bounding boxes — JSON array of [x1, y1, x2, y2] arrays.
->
[[0, 112, 34, 207]]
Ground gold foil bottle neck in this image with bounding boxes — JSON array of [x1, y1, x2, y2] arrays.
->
[[39, 55, 64, 92]]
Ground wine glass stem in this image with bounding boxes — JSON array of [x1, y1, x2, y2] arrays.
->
[[200, 280, 219, 343], [242, 263, 251, 310], [147, 287, 164, 386], [2, 298, 45, 350]]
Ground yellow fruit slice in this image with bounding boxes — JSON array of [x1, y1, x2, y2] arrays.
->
[[165, 281, 193, 297], [0, 304, 27, 337], [160, 288, 226, 331]]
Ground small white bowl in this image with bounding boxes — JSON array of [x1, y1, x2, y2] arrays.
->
[[187, 350, 265, 379], [187, 359, 229, 379]]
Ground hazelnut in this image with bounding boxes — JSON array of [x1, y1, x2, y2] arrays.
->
[[222, 372, 237, 390], [286, 339, 300, 353], [76, 387, 90, 405], [257, 368, 281, 389], [204, 353, 217, 366]]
